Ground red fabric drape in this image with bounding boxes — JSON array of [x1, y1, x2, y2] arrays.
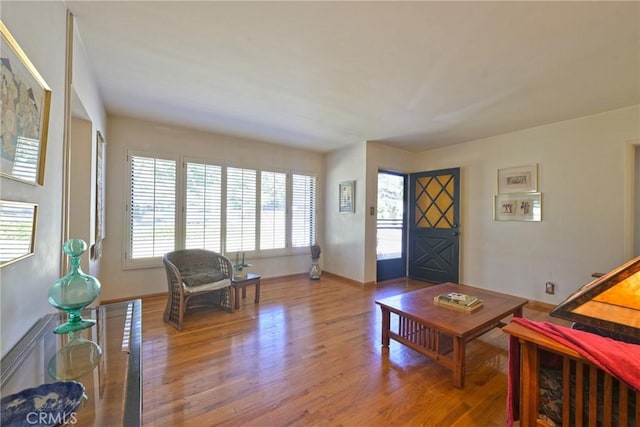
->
[[506, 318, 640, 426]]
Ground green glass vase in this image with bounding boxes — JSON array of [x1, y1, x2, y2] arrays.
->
[[48, 239, 101, 334]]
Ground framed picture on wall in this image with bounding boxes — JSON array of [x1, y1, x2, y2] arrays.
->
[[339, 181, 355, 213], [0, 21, 51, 186], [494, 192, 542, 221], [497, 164, 538, 194], [92, 131, 106, 260]]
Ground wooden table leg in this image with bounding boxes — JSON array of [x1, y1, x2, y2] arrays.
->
[[381, 308, 390, 347], [234, 279, 261, 309], [452, 336, 465, 389]]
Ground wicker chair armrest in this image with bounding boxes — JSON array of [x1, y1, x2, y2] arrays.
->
[[162, 255, 185, 297], [213, 253, 233, 278]]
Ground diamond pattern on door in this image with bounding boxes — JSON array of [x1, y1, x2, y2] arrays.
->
[[415, 174, 454, 229], [409, 167, 459, 283]]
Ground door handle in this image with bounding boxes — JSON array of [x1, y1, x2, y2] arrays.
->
[[452, 231, 459, 236]]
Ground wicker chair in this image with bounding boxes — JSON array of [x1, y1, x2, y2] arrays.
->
[[162, 249, 234, 330]]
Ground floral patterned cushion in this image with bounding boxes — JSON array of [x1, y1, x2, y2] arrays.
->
[[539, 352, 637, 426]]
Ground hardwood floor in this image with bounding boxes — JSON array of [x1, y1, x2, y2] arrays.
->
[[141, 274, 561, 426]]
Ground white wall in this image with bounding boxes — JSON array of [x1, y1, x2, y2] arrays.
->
[[101, 115, 325, 300], [324, 142, 367, 282], [416, 105, 640, 303], [0, 2, 67, 357]]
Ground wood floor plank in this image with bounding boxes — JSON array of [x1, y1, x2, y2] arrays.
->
[[141, 274, 559, 426]]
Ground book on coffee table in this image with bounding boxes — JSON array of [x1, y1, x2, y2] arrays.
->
[[434, 298, 483, 313], [434, 292, 483, 313], [436, 292, 481, 306]]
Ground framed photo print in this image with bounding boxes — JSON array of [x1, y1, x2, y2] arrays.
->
[[497, 164, 537, 194], [494, 192, 542, 221], [92, 131, 106, 260], [0, 21, 51, 186], [339, 181, 355, 213]]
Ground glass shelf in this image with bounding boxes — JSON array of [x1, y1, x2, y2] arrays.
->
[[1, 300, 141, 426]]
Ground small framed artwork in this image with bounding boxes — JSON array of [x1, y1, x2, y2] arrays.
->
[[339, 180, 355, 213], [494, 192, 542, 221], [0, 200, 38, 267], [0, 21, 52, 186], [92, 130, 106, 260], [497, 164, 537, 194]]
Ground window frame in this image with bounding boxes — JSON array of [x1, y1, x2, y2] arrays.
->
[[225, 164, 258, 254], [124, 151, 319, 269], [183, 159, 224, 253], [290, 171, 318, 252], [258, 168, 289, 256], [124, 149, 179, 269]]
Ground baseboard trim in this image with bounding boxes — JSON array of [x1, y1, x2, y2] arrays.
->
[[321, 271, 370, 286], [261, 273, 308, 284], [526, 299, 556, 313], [102, 278, 561, 313], [102, 272, 318, 304]]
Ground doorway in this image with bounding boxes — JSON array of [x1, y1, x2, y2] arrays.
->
[[376, 171, 407, 282], [408, 167, 460, 283]]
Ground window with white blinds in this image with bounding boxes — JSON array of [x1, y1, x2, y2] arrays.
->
[[260, 171, 287, 250], [125, 151, 317, 267], [185, 162, 222, 252], [127, 154, 176, 262], [226, 167, 256, 252], [291, 174, 317, 247]]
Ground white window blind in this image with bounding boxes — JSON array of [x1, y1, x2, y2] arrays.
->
[[260, 171, 287, 250], [185, 162, 222, 251], [128, 155, 176, 259], [291, 174, 317, 247], [226, 167, 256, 252]]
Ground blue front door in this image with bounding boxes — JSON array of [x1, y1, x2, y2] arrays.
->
[[408, 167, 460, 284]]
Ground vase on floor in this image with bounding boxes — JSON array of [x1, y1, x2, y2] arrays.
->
[[309, 244, 321, 280], [310, 258, 321, 280]]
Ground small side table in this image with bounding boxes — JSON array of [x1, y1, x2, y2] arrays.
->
[[232, 273, 261, 309]]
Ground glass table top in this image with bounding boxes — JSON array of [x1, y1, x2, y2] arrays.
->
[[1, 300, 141, 426]]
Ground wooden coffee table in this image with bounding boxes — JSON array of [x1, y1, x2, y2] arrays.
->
[[376, 282, 528, 388]]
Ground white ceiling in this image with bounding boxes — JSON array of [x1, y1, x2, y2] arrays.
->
[[67, 1, 640, 153]]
